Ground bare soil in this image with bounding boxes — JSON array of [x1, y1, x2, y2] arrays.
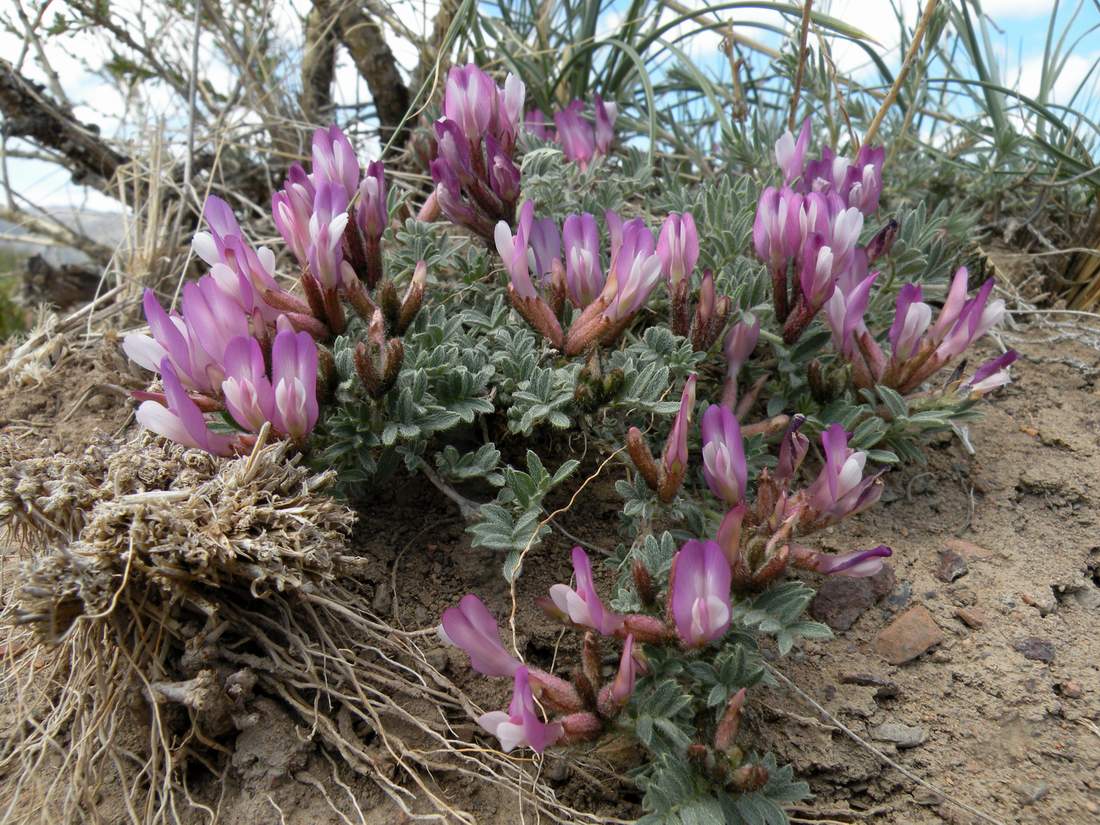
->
[[1, 326, 1097, 824]]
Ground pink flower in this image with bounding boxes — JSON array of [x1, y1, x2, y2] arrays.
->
[[662, 374, 697, 480], [562, 212, 603, 306], [478, 667, 563, 753], [775, 117, 811, 184], [554, 101, 596, 169], [888, 284, 933, 361], [701, 404, 747, 506], [357, 160, 387, 241], [962, 350, 1017, 396], [273, 164, 316, 265], [443, 64, 498, 141], [311, 124, 360, 200], [805, 424, 881, 521], [136, 359, 233, 456], [548, 547, 624, 635], [270, 325, 319, 439], [604, 219, 660, 323], [657, 212, 699, 289], [221, 336, 275, 432], [594, 94, 617, 155], [529, 216, 561, 280], [753, 186, 803, 271], [723, 314, 760, 381], [180, 275, 251, 387], [670, 540, 731, 647], [824, 272, 877, 360], [307, 183, 352, 291], [811, 545, 892, 577], [525, 108, 553, 140], [494, 201, 536, 300], [440, 594, 522, 677]]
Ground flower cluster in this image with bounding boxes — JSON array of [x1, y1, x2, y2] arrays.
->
[[425, 64, 526, 240], [125, 125, 430, 454], [627, 380, 891, 589], [496, 207, 728, 356], [525, 94, 618, 170], [441, 541, 770, 791], [753, 119, 884, 345], [124, 198, 321, 455], [827, 265, 1015, 396]]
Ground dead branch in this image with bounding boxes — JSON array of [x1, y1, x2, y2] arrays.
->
[[0, 58, 129, 195], [301, 4, 338, 124], [323, 1, 411, 148]]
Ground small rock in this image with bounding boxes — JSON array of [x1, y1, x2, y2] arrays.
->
[[810, 566, 896, 632], [1085, 800, 1099, 815], [1013, 637, 1055, 663], [886, 580, 912, 609], [424, 647, 449, 672], [1014, 782, 1049, 804], [870, 722, 926, 748], [1021, 591, 1057, 616], [1057, 680, 1083, 699], [1071, 586, 1100, 610], [936, 550, 969, 583], [955, 607, 986, 629], [874, 605, 945, 665], [944, 538, 994, 560], [838, 672, 900, 700]]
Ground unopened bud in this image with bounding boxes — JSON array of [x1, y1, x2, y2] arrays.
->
[[631, 558, 656, 607], [379, 279, 401, 332], [867, 218, 899, 264], [581, 632, 602, 690], [713, 688, 746, 753], [626, 427, 660, 492], [729, 763, 769, 792], [571, 667, 598, 711], [560, 711, 602, 743]]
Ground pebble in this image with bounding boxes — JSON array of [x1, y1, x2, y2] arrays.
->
[[886, 580, 912, 610], [1058, 680, 1083, 699], [425, 647, 449, 672], [1014, 781, 1050, 804], [810, 566, 896, 631], [1071, 586, 1100, 610], [955, 607, 986, 629], [874, 605, 945, 665], [936, 550, 969, 583], [1013, 637, 1055, 663], [870, 722, 926, 748], [1021, 591, 1057, 616], [944, 538, 995, 560]]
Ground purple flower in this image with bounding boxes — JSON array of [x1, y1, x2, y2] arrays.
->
[[806, 424, 881, 521], [444, 64, 498, 142], [723, 314, 760, 380], [888, 284, 933, 361], [357, 160, 387, 241], [497, 74, 526, 145], [934, 278, 1004, 360], [478, 667, 564, 753], [753, 186, 803, 271], [495, 201, 536, 299], [562, 212, 603, 306], [123, 289, 204, 390], [928, 267, 971, 343], [180, 275, 251, 386], [439, 594, 522, 677], [136, 359, 233, 456], [701, 404, 747, 506], [774, 415, 810, 482], [548, 547, 624, 635], [824, 271, 877, 359], [657, 212, 699, 289], [798, 233, 837, 310], [311, 125, 360, 200], [486, 134, 521, 204], [804, 145, 850, 195], [662, 374, 697, 479], [307, 183, 352, 291], [845, 144, 884, 214], [221, 336, 275, 432], [555, 101, 596, 169], [273, 164, 316, 266], [608, 634, 638, 704], [670, 540, 732, 648], [529, 217, 561, 280], [604, 219, 660, 322], [270, 325, 319, 439], [434, 118, 474, 181], [812, 545, 892, 577], [594, 94, 617, 155], [962, 350, 1017, 395], [525, 108, 553, 140], [775, 117, 811, 184]]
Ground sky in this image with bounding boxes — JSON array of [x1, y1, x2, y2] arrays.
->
[[2, 0, 1097, 216]]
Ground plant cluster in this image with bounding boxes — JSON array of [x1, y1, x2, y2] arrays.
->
[[112, 59, 1019, 824]]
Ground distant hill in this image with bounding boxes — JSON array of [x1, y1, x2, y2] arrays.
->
[[0, 209, 124, 267]]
